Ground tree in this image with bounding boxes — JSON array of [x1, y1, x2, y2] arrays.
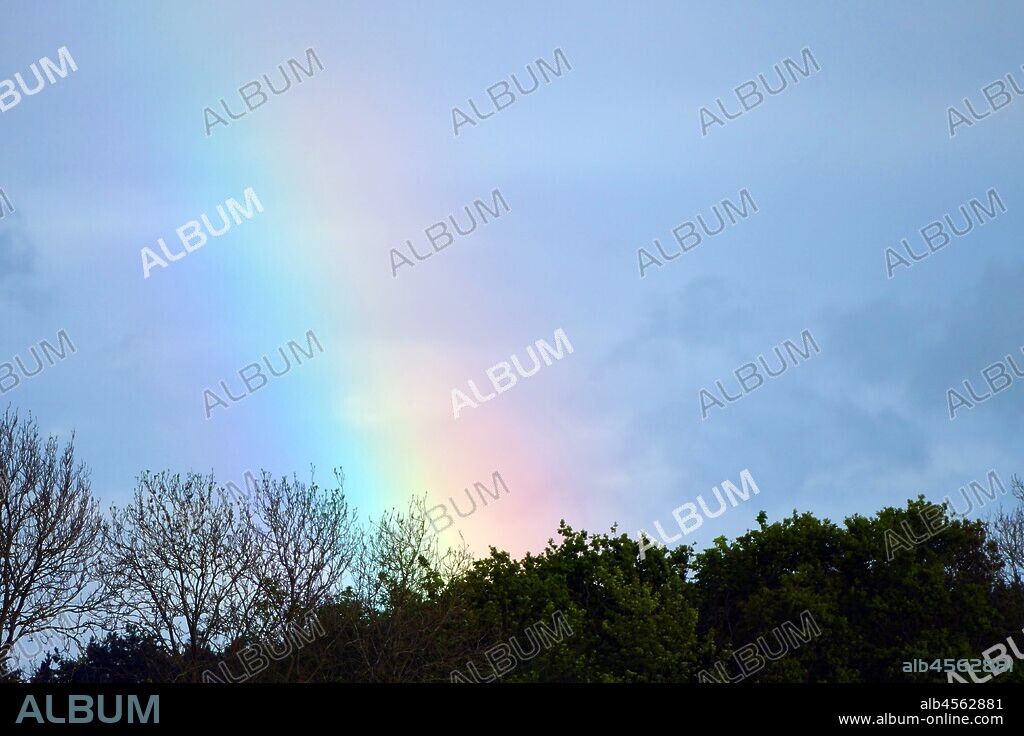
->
[[97, 471, 263, 680], [460, 523, 701, 682], [213, 469, 360, 683], [991, 476, 1024, 591], [693, 498, 1005, 682], [0, 408, 106, 676], [31, 628, 173, 683], [246, 468, 358, 632], [347, 494, 480, 682]]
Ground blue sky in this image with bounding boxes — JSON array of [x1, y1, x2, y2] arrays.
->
[[1, 0, 1022, 555]]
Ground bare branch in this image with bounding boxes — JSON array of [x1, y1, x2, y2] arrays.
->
[[0, 408, 106, 674]]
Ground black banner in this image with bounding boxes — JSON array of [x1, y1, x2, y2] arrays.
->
[[0, 684, 1018, 730]]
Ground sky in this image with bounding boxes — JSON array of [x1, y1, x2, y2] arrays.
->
[[1, 0, 1022, 558]]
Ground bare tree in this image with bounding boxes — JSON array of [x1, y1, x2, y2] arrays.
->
[[0, 408, 105, 675], [247, 468, 358, 632], [98, 471, 263, 681], [992, 475, 1024, 590], [347, 494, 482, 681]]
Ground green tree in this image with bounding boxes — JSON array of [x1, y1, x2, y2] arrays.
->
[[459, 522, 701, 682], [693, 498, 1006, 682]]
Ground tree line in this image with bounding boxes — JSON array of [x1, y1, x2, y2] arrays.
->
[[1, 407, 1023, 683]]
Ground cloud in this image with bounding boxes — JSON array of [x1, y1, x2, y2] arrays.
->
[[0, 214, 40, 312], [592, 261, 1024, 531], [0, 215, 36, 283], [0, 213, 63, 322], [830, 260, 1024, 427]]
